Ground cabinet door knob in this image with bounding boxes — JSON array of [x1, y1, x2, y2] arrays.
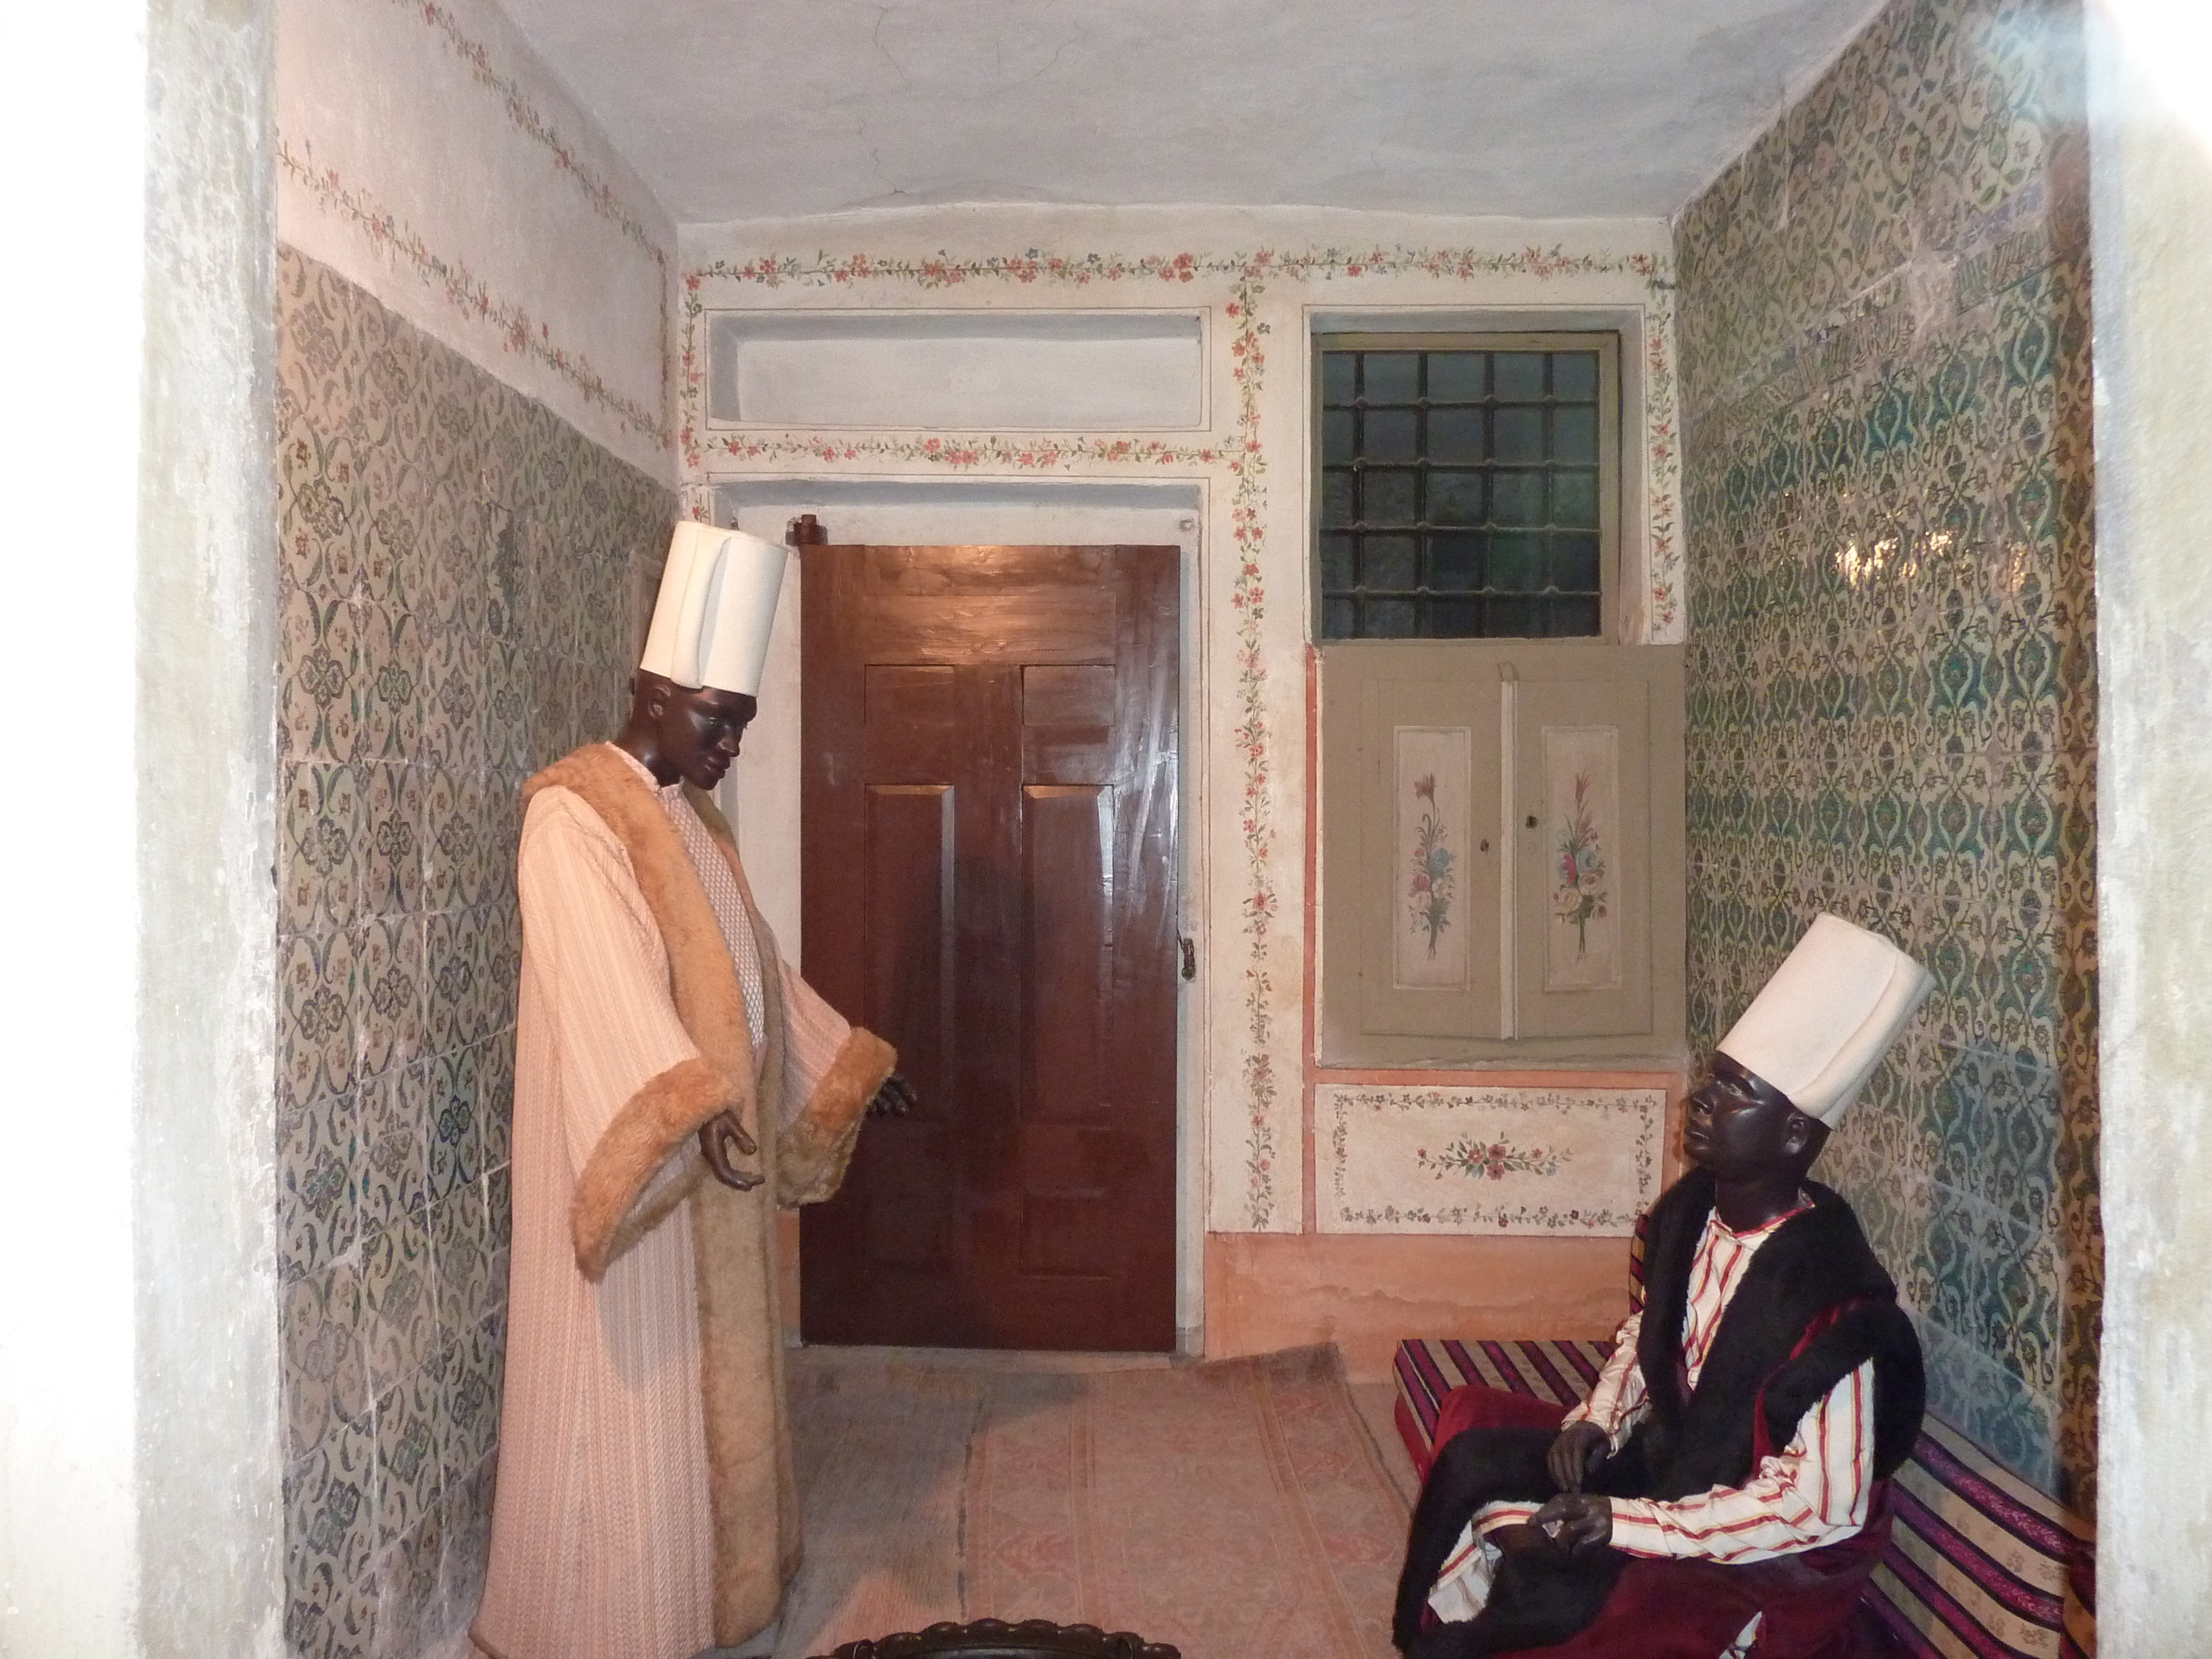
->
[[1479, 838, 1490, 852], [1525, 814, 1538, 829]]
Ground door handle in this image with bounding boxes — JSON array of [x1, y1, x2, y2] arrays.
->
[[1179, 936, 1196, 980]]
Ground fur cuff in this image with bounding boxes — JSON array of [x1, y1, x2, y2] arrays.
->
[[572, 1055, 748, 1280], [777, 1028, 896, 1207]]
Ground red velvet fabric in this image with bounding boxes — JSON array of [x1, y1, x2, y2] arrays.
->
[[1423, 1386, 1896, 1659], [1419, 1382, 1571, 1477]]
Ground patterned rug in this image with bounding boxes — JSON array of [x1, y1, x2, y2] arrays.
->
[[777, 1346, 1410, 1659]]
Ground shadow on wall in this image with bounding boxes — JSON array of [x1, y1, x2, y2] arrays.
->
[[272, 245, 675, 1659], [1674, 0, 2097, 1507]]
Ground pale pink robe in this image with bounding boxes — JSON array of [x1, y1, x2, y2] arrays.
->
[[474, 750, 853, 1659]]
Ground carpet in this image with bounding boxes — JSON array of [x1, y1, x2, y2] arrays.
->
[[777, 1346, 1411, 1659]]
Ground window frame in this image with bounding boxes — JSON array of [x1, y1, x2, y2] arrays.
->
[[1310, 329, 1624, 644]]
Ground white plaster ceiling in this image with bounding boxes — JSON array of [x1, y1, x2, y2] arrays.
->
[[499, 0, 1886, 224]]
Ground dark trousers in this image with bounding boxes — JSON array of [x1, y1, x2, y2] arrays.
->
[[1393, 1425, 1634, 1658]]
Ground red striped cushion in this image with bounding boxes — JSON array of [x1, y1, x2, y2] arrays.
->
[[1864, 1417, 2094, 1659], [1393, 1214, 1646, 1454], [1393, 1336, 1618, 1451]]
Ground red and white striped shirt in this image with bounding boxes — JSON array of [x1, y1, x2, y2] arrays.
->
[[1429, 1201, 1874, 1618]]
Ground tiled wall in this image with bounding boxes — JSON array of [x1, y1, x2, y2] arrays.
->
[[273, 247, 673, 1658], [1674, 0, 2097, 1505]]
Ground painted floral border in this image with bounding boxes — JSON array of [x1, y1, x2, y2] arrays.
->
[[387, 0, 672, 406], [1322, 1085, 1661, 1235], [392, 0, 666, 269], [278, 136, 670, 447], [679, 244, 1682, 1229]]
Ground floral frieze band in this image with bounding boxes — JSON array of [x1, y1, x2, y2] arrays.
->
[[278, 137, 669, 447], [391, 0, 667, 269], [1318, 1084, 1661, 1235]]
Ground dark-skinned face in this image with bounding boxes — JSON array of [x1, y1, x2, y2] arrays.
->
[[646, 679, 757, 791], [1683, 1051, 1813, 1179]]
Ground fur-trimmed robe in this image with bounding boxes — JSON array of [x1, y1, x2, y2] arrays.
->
[[474, 744, 895, 1659]]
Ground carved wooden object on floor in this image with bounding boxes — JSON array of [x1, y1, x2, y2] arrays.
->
[[816, 1619, 1179, 1659]]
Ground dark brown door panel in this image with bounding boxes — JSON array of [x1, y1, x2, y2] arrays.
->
[[801, 545, 1180, 1352]]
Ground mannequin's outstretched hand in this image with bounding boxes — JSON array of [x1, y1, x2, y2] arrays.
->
[[867, 1072, 918, 1118], [699, 1109, 763, 1189]]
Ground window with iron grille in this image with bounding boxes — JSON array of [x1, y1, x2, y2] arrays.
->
[[1314, 332, 1620, 640]]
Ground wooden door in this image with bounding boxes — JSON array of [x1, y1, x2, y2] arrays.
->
[[799, 545, 1180, 1351]]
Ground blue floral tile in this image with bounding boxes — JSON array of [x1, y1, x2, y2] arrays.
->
[[445, 1309, 504, 1487], [373, 1369, 443, 1549], [281, 763, 364, 937], [354, 916, 423, 1081], [479, 1034, 515, 1178], [422, 764, 491, 913], [357, 1063, 428, 1245], [361, 468, 429, 617], [418, 625, 487, 776], [368, 1501, 443, 1659], [427, 1044, 484, 1204], [431, 1180, 491, 1345], [283, 1257, 368, 1461], [280, 928, 357, 1114], [437, 1455, 498, 1638], [278, 1093, 359, 1281], [361, 1211, 434, 1399], [358, 761, 423, 920], [423, 907, 490, 1059], [284, 1413, 377, 1659], [356, 603, 423, 762], [280, 587, 363, 765]]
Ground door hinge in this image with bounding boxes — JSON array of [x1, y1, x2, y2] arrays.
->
[[1179, 936, 1196, 980]]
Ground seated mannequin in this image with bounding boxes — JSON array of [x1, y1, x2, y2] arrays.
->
[[1392, 915, 1932, 1659]]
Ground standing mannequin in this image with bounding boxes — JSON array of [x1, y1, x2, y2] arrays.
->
[[475, 524, 911, 1659]]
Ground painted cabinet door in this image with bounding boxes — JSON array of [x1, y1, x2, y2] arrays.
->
[[1346, 671, 1503, 1041], [1509, 674, 1653, 1039], [1320, 640, 1683, 1065]]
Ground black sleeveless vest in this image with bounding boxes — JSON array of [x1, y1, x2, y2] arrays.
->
[[1613, 1170, 1925, 1502]]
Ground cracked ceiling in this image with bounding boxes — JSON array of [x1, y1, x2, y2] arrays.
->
[[496, 0, 1888, 224]]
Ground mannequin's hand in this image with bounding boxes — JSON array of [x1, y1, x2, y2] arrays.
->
[[1529, 1492, 1611, 1555], [699, 1110, 763, 1190], [1546, 1420, 1609, 1493], [866, 1072, 918, 1118]]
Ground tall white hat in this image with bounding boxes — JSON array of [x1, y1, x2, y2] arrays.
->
[[638, 523, 788, 697], [1717, 913, 1933, 1125]]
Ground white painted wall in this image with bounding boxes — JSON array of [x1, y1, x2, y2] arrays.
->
[[1, 1, 282, 1654], [0, 8, 150, 1647], [679, 203, 1683, 1236], [2089, 1, 2212, 1647], [276, 0, 675, 478]]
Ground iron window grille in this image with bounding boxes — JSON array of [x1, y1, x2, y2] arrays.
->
[[1313, 332, 1621, 640]]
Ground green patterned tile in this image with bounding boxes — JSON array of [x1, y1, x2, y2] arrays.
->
[[1678, 0, 2092, 1503]]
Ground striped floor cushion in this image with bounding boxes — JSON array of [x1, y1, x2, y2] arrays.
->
[[1392, 1337, 1617, 1469], [1866, 1416, 2095, 1659], [1393, 1218, 1645, 1470]]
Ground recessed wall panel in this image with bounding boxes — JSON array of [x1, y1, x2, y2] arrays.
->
[[707, 310, 1205, 431]]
